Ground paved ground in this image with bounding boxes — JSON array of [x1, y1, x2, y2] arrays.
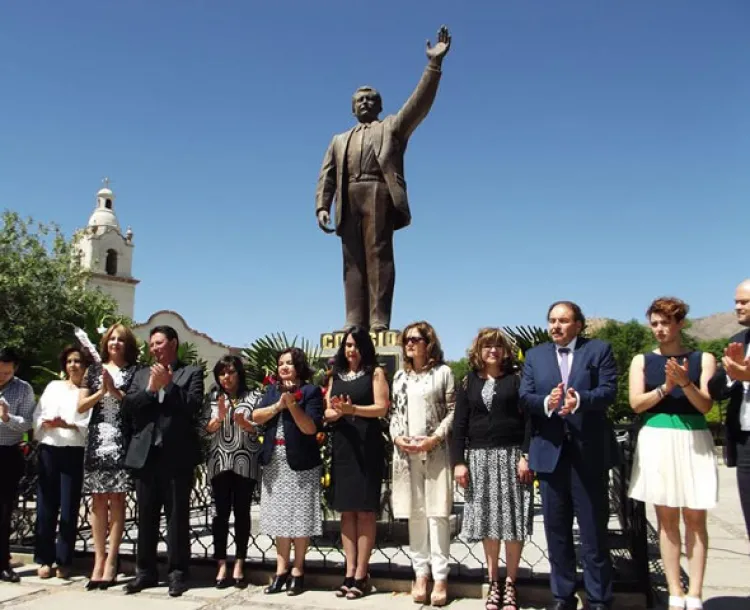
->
[[647, 464, 749, 609]]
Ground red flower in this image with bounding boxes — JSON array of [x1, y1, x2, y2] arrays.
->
[[316, 432, 327, 446], [263, 375, 276, 386], [321, 386, 328, 397], [20, 442, 31, 457], [294, 389, 303, 402]]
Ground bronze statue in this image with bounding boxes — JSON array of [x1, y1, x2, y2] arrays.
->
[[315, 26, 451, 332]]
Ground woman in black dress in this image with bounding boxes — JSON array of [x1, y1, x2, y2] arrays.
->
[[324, 326, 389, 599], [77, 324, 138, 589]]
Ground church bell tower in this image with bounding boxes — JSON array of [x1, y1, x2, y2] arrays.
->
[[75, 178, 139, 318]]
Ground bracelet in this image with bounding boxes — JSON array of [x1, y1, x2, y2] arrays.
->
[[655, 386, 665, 399], [679, 382, 690, 389]]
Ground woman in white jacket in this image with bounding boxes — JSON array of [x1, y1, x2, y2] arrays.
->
[[390, 321, 455, 606]]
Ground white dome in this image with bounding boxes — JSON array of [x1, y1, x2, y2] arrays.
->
[[88, 207, 120, 230], [97, 187, 114, 197]]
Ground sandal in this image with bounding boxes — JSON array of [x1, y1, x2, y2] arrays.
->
[[346, 577, 370, 599], [485, 581, 501, 610], [685, 597, 702, 609], [500, 579, 518, 610], [336, 576, 355, 598]]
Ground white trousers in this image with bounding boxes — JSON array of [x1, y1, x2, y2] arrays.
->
[[408, 457, 450, 580]]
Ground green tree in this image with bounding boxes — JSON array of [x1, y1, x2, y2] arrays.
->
[[590, 320, 654, 423], [0, 211, 122, 392], [447, 357, 470, 385]]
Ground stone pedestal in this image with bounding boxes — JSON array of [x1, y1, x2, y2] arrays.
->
[[320, 329, 403, 376]]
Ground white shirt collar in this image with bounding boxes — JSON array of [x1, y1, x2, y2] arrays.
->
[[556, 336, 578, 353]]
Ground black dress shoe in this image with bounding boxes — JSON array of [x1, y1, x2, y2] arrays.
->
[[287, 574, 304, 596], [264, 571, 290, 594], [233, 575, 247, 589], [124, 574, 158, 595], [168, 575, 188, 597], [548, 600, 577, 610], [0, 567, 20, 583]]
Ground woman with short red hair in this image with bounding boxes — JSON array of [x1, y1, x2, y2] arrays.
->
[[628, 297, 717, 610]]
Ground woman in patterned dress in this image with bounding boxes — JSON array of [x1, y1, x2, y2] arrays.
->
[[204, 355, 262, 588], [253, 348, 324, 596], [77, 324, 138, 589], [324, 326, 389, 599], [390, 321, 455, 606], [451, 328, 533, 610]]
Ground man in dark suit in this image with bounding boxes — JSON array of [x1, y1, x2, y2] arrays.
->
[[122, 325, 204, 597], [708, 279, 750, 539], [315, 26, 451, 332], [520, 301, 618, 610]]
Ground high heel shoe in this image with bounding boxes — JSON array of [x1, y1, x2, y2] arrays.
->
[[264, 571, 290, 594], [411, 575, 428, 604], [287, 574, 305, 596], [100, 558, 120, 590], [85, 579, 102, 591]]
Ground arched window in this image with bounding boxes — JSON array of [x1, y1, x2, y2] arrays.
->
[[104, 199, 113, 209], [105, 249, 118, 276]]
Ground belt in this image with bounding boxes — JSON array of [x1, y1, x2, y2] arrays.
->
[[274, 439, 286, 446], [349, 173, 384, 183]]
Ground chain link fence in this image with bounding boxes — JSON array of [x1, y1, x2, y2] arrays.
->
[[11, 424, 650, 597]]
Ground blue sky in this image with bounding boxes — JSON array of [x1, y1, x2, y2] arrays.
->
[[2, 1, 748, 360]]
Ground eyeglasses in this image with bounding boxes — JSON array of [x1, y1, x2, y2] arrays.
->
[[404, 336, 425, 345], [481, 345, 503, 351]]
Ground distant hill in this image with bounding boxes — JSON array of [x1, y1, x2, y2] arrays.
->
[[586, 312, 744, 342], [686, 311, 745, 341]]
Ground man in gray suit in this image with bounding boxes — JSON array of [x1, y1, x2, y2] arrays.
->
[[315, 26, 451, 332]]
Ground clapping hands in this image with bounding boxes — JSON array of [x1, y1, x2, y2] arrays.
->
[[101, 368, 115, 394], [147, 363, 172, 393], [723, 342, 750, 382], [665, 357, 690, 389], [548, 383, 578, 416]]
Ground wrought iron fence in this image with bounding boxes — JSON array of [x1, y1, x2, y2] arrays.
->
[[11, 424, 650, 597]]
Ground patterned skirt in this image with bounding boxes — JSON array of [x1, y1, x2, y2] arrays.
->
[[259, 427, 322, 538], [82, 468, 133, 494], [460, 446, 533, 542]]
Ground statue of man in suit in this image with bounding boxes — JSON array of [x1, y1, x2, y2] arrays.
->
[[315, 26, 451, 332]]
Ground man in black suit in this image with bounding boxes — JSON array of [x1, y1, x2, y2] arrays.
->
[[519, 301, 619, 610], [708, 279, 750, 540], [122, 326, 204, 597]]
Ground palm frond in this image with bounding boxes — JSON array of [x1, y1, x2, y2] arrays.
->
[[242, 332, 324, 390], [502, 325, 550, 355]]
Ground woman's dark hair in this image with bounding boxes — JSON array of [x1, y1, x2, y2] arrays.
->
[[59, 345, 90, 373], [277, 347, 314, 384], [332, 326, 377, 375], [212, 355, 248, 395]]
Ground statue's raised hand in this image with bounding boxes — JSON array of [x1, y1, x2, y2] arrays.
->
[[426, 25, 451, 62]]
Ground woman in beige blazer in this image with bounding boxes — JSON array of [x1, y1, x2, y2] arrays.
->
[[390, 321, 455, 606]]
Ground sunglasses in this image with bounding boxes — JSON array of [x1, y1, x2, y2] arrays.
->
[[404, 336, 426, 345]]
